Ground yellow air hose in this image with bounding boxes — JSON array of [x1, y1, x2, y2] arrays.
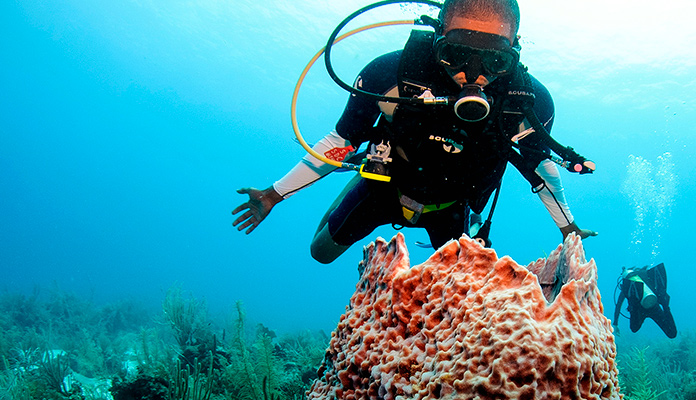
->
[[290, 20, 415, 171]]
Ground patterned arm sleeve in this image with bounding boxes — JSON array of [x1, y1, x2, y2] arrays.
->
[[273, 130, 356, 199]]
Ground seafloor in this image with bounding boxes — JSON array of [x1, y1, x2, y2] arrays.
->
[[0, 286, 692, 399]]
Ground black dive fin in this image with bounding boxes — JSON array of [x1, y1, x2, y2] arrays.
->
[[646, 263, 667, 297]]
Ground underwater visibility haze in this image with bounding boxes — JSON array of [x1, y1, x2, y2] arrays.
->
[[2, 0, 696, 397]]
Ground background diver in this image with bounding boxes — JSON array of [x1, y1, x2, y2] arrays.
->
[[233, 0, 597, 263], [613, 263, 677, 339]]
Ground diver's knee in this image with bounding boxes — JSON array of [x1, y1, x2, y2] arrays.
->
[[310, 244, 337, 264], [310, 227, 349, 264]]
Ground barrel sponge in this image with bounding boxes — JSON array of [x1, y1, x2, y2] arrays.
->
[[307, 233, 621, 400]]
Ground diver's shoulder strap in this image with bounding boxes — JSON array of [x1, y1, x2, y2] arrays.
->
[[397, 30, 444, 98], [500, 65, 536, 113], [495, 66, 544, 189]]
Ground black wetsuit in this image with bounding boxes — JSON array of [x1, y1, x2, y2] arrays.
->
[[614, 263, 677, 339], [326, 50, 555, 249]]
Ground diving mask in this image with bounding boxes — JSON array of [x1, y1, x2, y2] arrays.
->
[[434, 29, 519, 77]]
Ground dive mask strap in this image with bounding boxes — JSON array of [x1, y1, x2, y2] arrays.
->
[[417, 14, 442, 34]]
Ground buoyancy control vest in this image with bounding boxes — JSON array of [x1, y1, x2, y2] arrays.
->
[[376, 29, 546, 213]]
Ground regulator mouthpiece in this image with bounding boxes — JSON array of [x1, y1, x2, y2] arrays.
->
[[454, 84, 490, 122]]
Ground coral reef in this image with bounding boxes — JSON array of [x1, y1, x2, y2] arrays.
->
[[308, 233, 621, 399], [615, 330, 696, 400], [0, 287, 328, 400], [5, 245, 694, 399], [617, 347, 664, 400]]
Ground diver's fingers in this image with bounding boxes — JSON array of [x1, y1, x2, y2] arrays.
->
[[237, 187, 265, 203], [232, 203, 250, 215], [235, 218, 255, 233], [236, 187, 254, 195], [240, 217, 261, 234], [233, 187, 268, 234], [233, 210, 253, 227], [580, 229, 599, 239], [244, 223, 258, 235]]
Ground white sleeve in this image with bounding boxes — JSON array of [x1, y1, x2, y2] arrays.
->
[[535, 159, 574, 227], [273, 130, 357, 199]]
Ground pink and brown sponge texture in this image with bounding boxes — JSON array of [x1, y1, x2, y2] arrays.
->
[[308, 233, 621, 400]]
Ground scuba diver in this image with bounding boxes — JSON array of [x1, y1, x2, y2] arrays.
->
[[233, 0, 597, 264], [613, 263, 677, 339]]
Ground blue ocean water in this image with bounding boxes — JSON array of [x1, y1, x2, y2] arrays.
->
[[1, 0, 694, 340]]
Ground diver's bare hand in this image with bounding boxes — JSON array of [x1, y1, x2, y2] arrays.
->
[[577, 228, 598, 239], [232, 186, 283, 234], [560, 221, 598, 240]]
